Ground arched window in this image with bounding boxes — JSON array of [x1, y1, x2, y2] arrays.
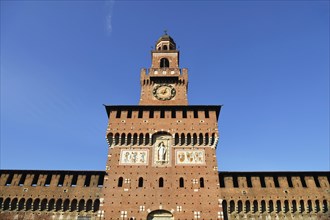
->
[[78, 199, 85, 212], [269, 200, 274, 213], [56, 199, 62, 211], [323, 200, 328, 213], [179, 177, 184, 188], [10, 198, 18, 211], [204, 133, 209, 145], [284, 200, 289, 213], [315, 200, 320, 213], [193, 133, 197, 145], [299, 200, 305, 213], [211, 133, 215, 145], [245, 200, 251, 213], [63, 199, 70, 212], [107, 133, 113, 146], [114, 133, 120, 145], [4, 198, 10, 210], [186, 133, 191, 145], [48, 199, 55, 211], [40, 199, 47, 211], [71, 199, 77, 212], [159, 177, 164, 187], [133, 133, 138, 145], [200, 177, 204, 188], [160, 58, 169, 68], [145, 133, 150, 145], [237, 200, 243, 213], [253, 200, 258, 213], [18, 198, 25, 211], [229, 200, 235, 213], [175, 133, 179, 145], [292, 200, 297, 213], [93, 199, 100, 212], [26, 198, 32, 211], [276, 200, 281, 213], [222, 200, 228, 219], [138, 177, 143, 187], [118, 177, 123, 187], [199, 133, 203, 145], [307, 200, 312, 213], [180, 133, 185, 145], [162, 45, 168, 50], [139, 133, 144, 145], [86, 199, 93, 212], [120, 133, 126, 145], [261, 200, 266, 213], [33, 198, 40, 211], [127, 133, 132, 145]]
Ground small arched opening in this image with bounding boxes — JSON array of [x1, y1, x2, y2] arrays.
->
[[179, 177, 184, 188], [160, 58, 169, 68], [147, 209, 173, 220]]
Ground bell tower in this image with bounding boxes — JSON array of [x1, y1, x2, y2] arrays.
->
[[103, 33, 222, 219], [139, 32, 188, 105]]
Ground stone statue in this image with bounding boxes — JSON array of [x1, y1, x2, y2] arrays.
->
[[157, 141, 166, 161]]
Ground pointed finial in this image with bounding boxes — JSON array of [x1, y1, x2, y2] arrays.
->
[[164, 30, 168, 35]]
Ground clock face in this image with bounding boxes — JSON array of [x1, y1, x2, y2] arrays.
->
[[153, 84, 176, 101]]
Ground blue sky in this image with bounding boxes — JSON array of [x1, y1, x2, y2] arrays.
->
[[1, 1, 329, 171]]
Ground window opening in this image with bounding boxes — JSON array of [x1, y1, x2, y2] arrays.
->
[[94, 199, 100, 212], [57, 174, 65, 187], [260, 176, 266, 188], [200, 177, 204, 188], [205, 110, 209, 118], [5, 173, 14, 186], [182, 110, 187, 118], [138, 110, 143, 118], [159, 177, 164, 187], [193, 110, 198, 118], [48, 199, 55, 211], [118, 177, 123, 187], [314, 176, 321, 187], [127, 110, 132, 118], [26, 198, 33, 211], [44, 174, 52, 186], [160, 58, 169, 68], [138, 177, 143, 187], [18, 173, 27, 186], [300, 176, 307, 187], [84, 174, 91, 187], [116, 110, 121, 118], [273, 176, 280, 188], [31, 173, 40, 186], [171, 110, 176, 118], [287, 176, 293, 187], [160, 110, 165, 118], [247, 176, 253, 187], [98, 173, 105, 187], [71, 174, 78, 187], [179, 177, 184, 188], [233, 176, 238, 188], [149, 110, 154, 118]]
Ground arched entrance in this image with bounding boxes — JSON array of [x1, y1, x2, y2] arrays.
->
[[147, 210, 173, 220]]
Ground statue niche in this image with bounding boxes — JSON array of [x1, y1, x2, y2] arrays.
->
[[153, 134, 171, 166]]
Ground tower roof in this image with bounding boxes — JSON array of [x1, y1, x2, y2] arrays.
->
[[156, 33, 176, 45]]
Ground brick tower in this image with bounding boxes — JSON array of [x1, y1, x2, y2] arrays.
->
[[103, 33, 222, 219]]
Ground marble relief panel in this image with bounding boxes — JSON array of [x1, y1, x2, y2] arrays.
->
[[175, 150, 205, 165], [119, 150, 148, 165]]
